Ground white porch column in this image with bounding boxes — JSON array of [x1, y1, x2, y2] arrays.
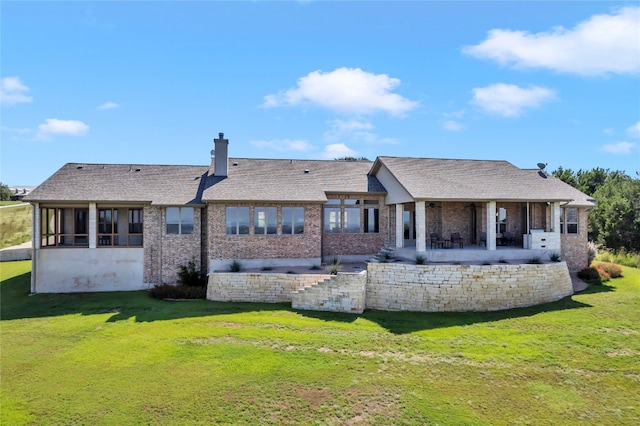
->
[[33, 203, 40, 250], [486, 201, 496, 251], [415, 201, 426, 252], [31, 203, 39, 294], [551, 202, 561, 233], [89, 202, 97, 249], [395, 204, 404, 248]]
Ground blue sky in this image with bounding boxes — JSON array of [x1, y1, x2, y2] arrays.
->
[[2, 1, 639, 186]]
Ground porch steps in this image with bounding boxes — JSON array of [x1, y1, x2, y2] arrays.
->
[[291, 275, 337, 295], [367, 246, 396, 263]]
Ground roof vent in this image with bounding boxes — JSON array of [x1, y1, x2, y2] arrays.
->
[[76, 166, 83, 170], [233, 161, 238, 166], [219, 132, 224, 139], [304, 169, 309, 174]]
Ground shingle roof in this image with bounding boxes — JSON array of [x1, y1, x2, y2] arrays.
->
[[373, 156, 596, 206], [202, 158, 385, 202], [24, 163, 211, 205]]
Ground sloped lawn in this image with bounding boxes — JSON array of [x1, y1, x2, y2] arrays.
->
[[1, 260, 639, 425]]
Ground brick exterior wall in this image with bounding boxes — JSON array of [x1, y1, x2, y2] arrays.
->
[[207, 202, 323, 262], [561, 207, 589, 271], [143, 206, 203, 285]]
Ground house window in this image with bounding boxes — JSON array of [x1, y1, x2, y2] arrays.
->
[[323, 198, 379, 234], [344, 208, 360, 233], [226, 207, 250, 235], [255, 207, 277, 235], [561, 207, 578, 234], [364, 208, 379, 233], [496, 207, 507, 234], [166, 207, 194, 235], [324, 207, 341, 233], [364, 200, 379, 233], [41, 207, 89, 247], [282, 207, 304, 234], [98, 208, 144, 246]]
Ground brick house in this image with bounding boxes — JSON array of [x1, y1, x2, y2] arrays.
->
[[24, 133, 595, 293]]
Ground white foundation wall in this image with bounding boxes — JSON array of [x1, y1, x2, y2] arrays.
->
[[34, 248, 146, 293]]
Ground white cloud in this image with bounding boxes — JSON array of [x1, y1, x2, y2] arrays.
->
[[98, 101, 120, 110], [444, 109, 466, 119], [1, 77, 33, 106], [36, 119, 89, 140], [463, 6, 640, 76], [602, 128, 615, 135], [443, 120, 465, 131], [470, 83, 556, 117], [320, 143, 358, 160], [250, 138, 313, 152], [1, 126, 32, 135], [602, 141, 636, 154], [323, 119, 398, 145], [262, 67, 418, 115], [627, 121, 640, 138]]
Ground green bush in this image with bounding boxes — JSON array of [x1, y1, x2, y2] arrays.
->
[[596, 248, 640, 269], [549, 252, 561, 262], [177, 259, 206, 287], [149, 284, 206, 300], [414, 254, 426, 265], [228, 260, 242, 272], [592, 261, 623, 278], [577, 267, 602, 284], [527, 257, 542, 264], [327, 256, 341, 275]]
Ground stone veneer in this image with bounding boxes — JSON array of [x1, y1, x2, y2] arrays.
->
[[207, 272, 330, 303], [207, 261, 573, 313], [365, 262, 573, 312], [291, 272, 367, 314]]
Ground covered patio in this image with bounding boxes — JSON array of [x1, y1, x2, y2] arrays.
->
[[391, 200, 563, 263]]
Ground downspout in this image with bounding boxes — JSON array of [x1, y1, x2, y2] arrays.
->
[[159, 208, 163, 285]]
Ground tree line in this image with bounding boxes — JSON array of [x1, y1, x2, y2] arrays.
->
[[552, 167, 640, 252]]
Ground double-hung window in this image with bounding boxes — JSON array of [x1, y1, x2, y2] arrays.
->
[[254, 207, 277, 235], [561, 207, 578, 234], [166, 207, 194, 235], [226, 207, 250, 235], [282, 207, 304, 234]]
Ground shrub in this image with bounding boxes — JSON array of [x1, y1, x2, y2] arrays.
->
[[177, 259, 206, 287], [309, 265, 321, 271], [149, 284, 206, 300], [228, 260, 242, 272], [596, 248, 640, 269], [527, 257, 542, 264], [415, 254, 426, 265], [592, 261, 623, 278], [498, 258, 509, 264], [327, 256, 341, 275], [549, 252, 561, 262], [577, 266, 612, 284]]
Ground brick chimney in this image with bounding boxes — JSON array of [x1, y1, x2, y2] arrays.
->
[[212, 132, 229, 177]]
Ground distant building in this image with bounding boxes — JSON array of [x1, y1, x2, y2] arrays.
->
[[9, 186, 35, 201]]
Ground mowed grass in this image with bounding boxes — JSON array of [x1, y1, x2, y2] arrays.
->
[[1, 261, 639, 425], [0, 203, 31, 249]]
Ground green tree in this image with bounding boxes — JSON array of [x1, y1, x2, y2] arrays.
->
[[589, 175, 640, 251], [552, 167, 578, 187], [0, 183, 13, 201]]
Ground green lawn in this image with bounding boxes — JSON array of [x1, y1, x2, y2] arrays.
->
[[1, 261, 639, 425]]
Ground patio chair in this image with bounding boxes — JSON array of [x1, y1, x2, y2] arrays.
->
[[430, 233, 443, 249], [450, 232, 463, 249], [502, 231, 516, 246], [479, 231, 487, 246]]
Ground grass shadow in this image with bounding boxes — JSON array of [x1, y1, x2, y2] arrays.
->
[[0, 271, 599, 334]]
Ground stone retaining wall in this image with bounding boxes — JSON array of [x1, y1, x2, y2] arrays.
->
[[207, 272, 330, 303], [206, 262, 573, 313], [366, 262, 573, 312], [291, 272, 367, 314]]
